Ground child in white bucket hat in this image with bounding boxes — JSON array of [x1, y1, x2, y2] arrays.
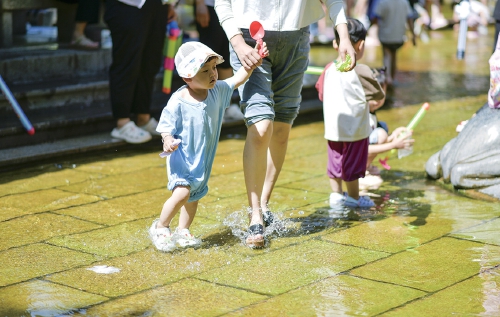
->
[[149, 41, 268, 251]]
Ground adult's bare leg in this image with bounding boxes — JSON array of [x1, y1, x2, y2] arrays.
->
[[260, 121, 291, 211], [243, 119, 273, 225]]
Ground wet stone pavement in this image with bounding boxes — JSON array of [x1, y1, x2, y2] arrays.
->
[[1, 28, 500, 316]]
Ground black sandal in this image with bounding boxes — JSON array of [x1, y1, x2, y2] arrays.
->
[[263, 210, 274, 227], [246, 224, 265, 248]]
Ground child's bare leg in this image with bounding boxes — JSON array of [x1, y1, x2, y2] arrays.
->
[[178, 200, 199, 230], [329, 177, 343, 194], [345, 179, 360, 200], [157, 186, 190, 229]]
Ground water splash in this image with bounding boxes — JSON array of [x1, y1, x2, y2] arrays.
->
[[86, 265, 121, 274], [223, 208, 300, 246]]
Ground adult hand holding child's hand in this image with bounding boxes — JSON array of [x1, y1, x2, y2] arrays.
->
[[231, 36, 262, 70]]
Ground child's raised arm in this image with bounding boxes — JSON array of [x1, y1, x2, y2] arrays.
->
[[232, 41, 269, 89]]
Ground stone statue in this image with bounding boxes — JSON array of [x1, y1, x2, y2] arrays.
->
[[425, 103, 500, 199]]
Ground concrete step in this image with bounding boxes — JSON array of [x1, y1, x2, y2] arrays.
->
[[0, 98, 322, 170], [0, 73, 182, 149], [0, 46, 112, 85]]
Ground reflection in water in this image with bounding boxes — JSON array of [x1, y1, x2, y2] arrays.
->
[[477, 246, 500, 316], [25, 281, 84, 317], [312, 281, 348, 317]]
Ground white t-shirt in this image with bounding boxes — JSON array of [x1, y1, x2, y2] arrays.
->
[[316, 63, 385, 142], [214, 0, 347, 40]]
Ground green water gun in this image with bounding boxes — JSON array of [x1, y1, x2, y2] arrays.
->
[[379, 102, 430, 170]]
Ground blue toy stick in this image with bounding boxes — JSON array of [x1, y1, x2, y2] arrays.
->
[[0, 75, 35, 135]]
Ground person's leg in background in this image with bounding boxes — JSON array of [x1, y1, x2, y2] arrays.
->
[[381, 45, 393, 86], [105, 0, 166, 143], [133, 0, 168, 131], [71, 0, 100, 48]]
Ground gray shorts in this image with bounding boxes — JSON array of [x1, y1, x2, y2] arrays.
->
[[230, 27, 310, 126]]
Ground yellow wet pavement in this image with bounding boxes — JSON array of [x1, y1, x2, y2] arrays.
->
[[1, 28, 500, 316]]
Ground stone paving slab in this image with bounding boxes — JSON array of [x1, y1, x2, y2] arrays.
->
[[54, 188, 169, 225], [197, 239, 389, 296], [383, 266, 500, 316], [0, 244, 99, 287], [195, 193, 250, 222], [351, 237, 500, 293], [283, 174, 332, 195], [450, 217, 500, 246], [45, 247, 248, 298], [0, 213, 103, 251], [60, 167, 165, 199], [75, 278, 267, 317], [47, 218, 160, 257], [224, 274, 427, 316], [74, 152, 165, 175], [0, 168, 93, 197], [211, 152, 245, 176], [0, 188, 102, 221]]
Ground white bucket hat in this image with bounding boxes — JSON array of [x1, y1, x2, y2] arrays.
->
[[175, 42, 224, 78]]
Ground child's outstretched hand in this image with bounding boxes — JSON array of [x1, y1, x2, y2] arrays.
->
[[390, 127, 414, 149]]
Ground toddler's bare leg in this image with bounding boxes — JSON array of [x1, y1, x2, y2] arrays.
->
[[178, 200, 199, 229], [158, 186, 190, 228]]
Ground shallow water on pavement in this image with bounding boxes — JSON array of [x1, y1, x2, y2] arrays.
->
[[1, 27, 499, 316]]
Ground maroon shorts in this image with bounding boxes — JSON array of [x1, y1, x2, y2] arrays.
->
[[327, 138, 369, 182]]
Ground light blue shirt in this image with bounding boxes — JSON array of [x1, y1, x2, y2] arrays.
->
[[156, 79, 236, 202]]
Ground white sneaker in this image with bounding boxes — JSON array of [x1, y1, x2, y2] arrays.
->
[[344, 195, 375, 208], [173, 228, 201, 248], [111, 121, 152, 144], [329, 192, 345, 208], [148, 219, 176, 252], [139, 118, 161, 136]]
